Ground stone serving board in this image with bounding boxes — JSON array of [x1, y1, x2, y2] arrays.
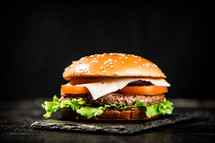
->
[[31, 111, 210, 134]]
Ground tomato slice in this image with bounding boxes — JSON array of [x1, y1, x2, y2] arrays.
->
[[117, 85, 168, 95], [61, 84, 168, 95], [61, 85, 89, 94]]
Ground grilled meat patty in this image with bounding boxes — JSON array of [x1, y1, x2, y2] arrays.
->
[[60, 92, 165, 106]]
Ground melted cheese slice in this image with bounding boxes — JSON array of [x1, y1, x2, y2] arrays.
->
[[76, 78, 170, 100]]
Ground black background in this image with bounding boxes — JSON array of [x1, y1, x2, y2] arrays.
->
[[2, 2, 212, 99]]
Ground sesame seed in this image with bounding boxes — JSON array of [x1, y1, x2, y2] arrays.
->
[[146, 63, 151, 66], [101, 54, 104, 57], [75, 64, 88, 73], [152, 64, 157, 67], [110, 65, 114, 68], [119, 57, 122, 60], [104, 61, 108, 65], [109, 62, 113, 65], [142, 64, 145, 66], [102, 70, 106, 73], [114, 60, 117, 62], [106, 64, 109, 67], [121, 61, 124, 64], [134, 61, 138, 63], [125, 56, 128, 59], [104, 59, 113, 65], [100, 67, 103, 70], [132, 55, 138, 58], [91, 60, 98, 63], [138, 59, 142, 61]]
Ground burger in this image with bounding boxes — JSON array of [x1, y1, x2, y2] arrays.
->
[[42, 53, 174, 120]]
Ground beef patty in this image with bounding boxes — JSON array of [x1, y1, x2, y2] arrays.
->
[[60, 92, 165, 106]]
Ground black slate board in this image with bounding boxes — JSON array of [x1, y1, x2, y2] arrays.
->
[[31, 111, 210, 134]]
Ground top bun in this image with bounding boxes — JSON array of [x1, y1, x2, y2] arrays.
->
[[63, 53, 166, 80]]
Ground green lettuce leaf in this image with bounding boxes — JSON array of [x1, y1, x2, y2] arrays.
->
[[41, 95, 60, 118], [145, 98, 174, 117], [42, 96, 174, 119], [77, 106, 104, 119], [60, 98, 87, 110]]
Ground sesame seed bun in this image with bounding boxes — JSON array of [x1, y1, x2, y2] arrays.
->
[[63, 53, 166, 80]]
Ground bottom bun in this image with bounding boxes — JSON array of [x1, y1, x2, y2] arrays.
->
[[59, 108, 159, 121]]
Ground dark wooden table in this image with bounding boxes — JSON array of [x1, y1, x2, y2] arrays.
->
[[0, 98, 215, 143]]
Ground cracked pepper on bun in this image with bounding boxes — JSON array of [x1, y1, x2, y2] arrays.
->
[[42, 53, 174, 120]]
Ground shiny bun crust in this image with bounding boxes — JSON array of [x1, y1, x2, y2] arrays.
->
[[63, 53, 166, 80]]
